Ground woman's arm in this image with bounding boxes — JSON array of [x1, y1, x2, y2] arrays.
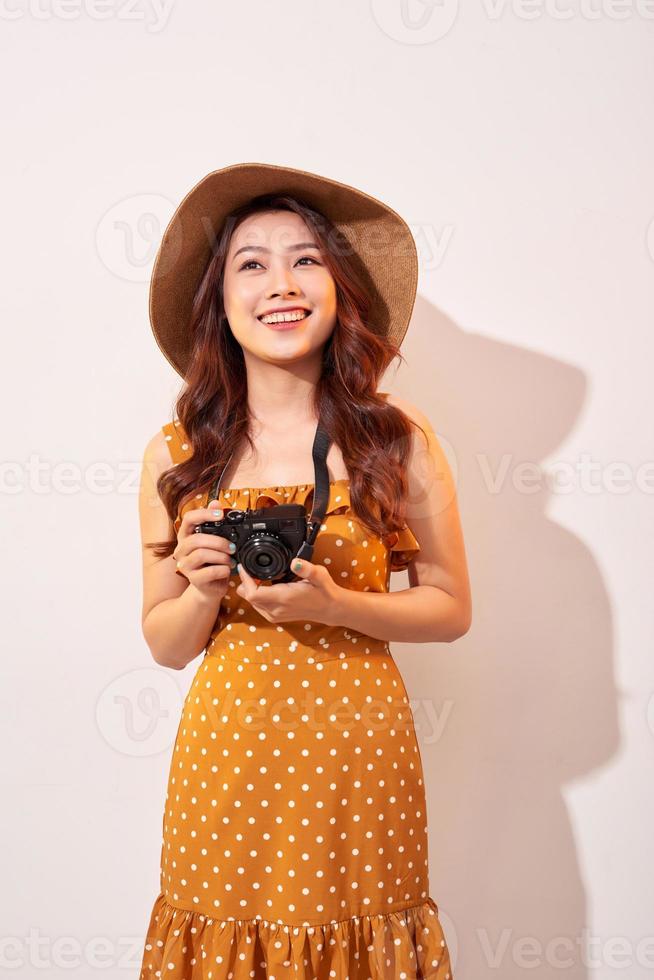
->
[[333, 394, 472, 644], [139, 430, 221, 669], [331, 584, 469, 644]]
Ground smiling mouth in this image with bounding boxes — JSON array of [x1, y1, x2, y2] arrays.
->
[[257, 310, 312, 325]]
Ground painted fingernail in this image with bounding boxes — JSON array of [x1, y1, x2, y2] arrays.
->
[[229, 542, 236, 553], [293, 560, 302, 570], [211, 508, 223, 517]]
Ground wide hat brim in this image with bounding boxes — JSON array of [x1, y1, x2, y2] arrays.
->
[[149, 162, 418, 379]]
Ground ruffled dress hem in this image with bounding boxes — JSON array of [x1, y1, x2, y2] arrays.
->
[[140, 891, 452, 979]]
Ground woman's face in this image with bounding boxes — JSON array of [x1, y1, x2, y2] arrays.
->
[[222, 210, 338, 364]]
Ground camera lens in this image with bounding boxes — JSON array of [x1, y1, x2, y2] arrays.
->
[[240, 534, 291, 580]]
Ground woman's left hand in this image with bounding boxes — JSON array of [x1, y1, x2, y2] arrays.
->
[[235, 558, 343, 626]]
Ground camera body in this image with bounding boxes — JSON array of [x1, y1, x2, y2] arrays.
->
[[194, 503, 309, 583]]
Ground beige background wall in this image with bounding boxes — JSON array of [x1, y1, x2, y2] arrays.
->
[[2, 2, 653, 978]]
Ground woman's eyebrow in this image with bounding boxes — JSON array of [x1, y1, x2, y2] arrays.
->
[[232, 242, 320, 260]]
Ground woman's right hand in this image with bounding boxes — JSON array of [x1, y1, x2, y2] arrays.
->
[[172, 499, 236, 603]]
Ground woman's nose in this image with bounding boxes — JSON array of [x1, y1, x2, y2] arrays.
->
[[267, 262, 300, 296]]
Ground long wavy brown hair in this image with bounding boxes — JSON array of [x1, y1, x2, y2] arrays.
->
[[147, 192, 426, 559]]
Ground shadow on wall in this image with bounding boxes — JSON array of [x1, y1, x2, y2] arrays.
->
[[387, 293, 619, 980]]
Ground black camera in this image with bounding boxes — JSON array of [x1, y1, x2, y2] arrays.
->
[[193, 421, 333, 584], [194, 503, 310, 583]]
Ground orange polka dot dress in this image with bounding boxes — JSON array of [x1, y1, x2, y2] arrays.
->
[[139, 420, 454, 980]]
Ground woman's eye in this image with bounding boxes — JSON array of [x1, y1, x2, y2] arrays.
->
[[239, 255, 320, 271]]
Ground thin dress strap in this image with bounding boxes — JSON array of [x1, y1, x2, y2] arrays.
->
[[161, 420, 192, 466]]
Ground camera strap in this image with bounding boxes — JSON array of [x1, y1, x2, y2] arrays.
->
[[295, 421, 332, 562], [207, 419, 333, 562]]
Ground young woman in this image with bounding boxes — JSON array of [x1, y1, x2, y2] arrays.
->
[[138, 162, 471, 979]]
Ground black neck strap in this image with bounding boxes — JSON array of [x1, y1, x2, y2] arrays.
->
[[208, 420, 332, 561]]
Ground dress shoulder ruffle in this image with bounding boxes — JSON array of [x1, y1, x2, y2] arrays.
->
[[383, 524, 421, 572]]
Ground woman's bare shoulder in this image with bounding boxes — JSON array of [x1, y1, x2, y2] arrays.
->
[[379, 392, 433, 432]]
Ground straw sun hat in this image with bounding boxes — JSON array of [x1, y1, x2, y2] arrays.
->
[[149, 161, 418, 378]]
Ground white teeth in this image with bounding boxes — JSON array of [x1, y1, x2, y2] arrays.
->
[[260, 310, 309, 324]]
